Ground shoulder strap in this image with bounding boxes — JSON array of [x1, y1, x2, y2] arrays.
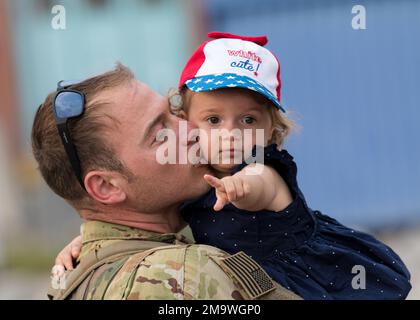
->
[[102, 244, 188, 300], [48, 240, 175, 300]]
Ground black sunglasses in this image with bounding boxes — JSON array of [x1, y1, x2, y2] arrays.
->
[[53, 80, 86, 190]]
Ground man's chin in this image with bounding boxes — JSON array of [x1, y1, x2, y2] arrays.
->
[[184, 161, 209, 175], [192, 162, 208, 168], [197, 162, 212, 173], [210, 163, 236, 173]]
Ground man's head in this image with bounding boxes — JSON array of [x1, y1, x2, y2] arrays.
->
[[32, 64, 210, 215]]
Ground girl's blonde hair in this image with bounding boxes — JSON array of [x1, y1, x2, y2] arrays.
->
[[169, 87, 296, 148]]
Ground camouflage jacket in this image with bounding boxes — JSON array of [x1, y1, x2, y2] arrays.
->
[[49, 220, 301, 300]]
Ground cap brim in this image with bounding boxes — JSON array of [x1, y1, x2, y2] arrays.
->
[[185, 73, 285, 113]]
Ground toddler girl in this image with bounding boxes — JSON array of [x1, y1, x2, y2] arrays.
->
[[172, 32, 411, 300]]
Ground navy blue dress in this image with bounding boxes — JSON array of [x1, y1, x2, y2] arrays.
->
[[181, 144, 411, 300]]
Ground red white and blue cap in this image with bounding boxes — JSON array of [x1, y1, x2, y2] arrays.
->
[[179, 32, 284, 112]]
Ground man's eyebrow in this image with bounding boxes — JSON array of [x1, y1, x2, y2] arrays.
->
[[142, 112, 165, 144]]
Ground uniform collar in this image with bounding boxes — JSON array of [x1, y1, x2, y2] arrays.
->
[[81, 220, 193, 245]]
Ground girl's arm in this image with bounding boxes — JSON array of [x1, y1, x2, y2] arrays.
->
[[204, 163, 293, 212]]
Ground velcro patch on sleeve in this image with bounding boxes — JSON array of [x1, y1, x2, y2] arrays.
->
[[210, 251, 275, 299]]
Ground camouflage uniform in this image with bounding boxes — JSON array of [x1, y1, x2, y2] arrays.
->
[[49, 221, 301, 300]]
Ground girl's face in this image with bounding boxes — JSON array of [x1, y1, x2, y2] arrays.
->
[[186, 88, 274, 174]]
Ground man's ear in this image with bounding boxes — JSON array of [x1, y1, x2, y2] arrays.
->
[[84, 171, 127, 205]]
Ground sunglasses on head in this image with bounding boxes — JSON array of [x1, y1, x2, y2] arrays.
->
[[53, 80, 86, 190]]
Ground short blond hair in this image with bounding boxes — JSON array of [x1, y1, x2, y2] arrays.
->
[[169, 87, 295, 147]]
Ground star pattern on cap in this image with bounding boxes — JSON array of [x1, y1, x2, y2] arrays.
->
[[186, 73, 282, 111]]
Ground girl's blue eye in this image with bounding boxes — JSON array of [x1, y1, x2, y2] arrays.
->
[[207, 117, 220, 124], [242, 116, 255, 124]]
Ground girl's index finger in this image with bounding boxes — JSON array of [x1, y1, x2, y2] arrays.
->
[[203, 174, 225, 191]]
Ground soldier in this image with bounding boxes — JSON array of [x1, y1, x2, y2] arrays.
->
[[31, 64, 300, 300], [50, 221, 300, 300]]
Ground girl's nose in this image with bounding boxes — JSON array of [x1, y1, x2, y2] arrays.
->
[[220, 125, 242, 143]]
